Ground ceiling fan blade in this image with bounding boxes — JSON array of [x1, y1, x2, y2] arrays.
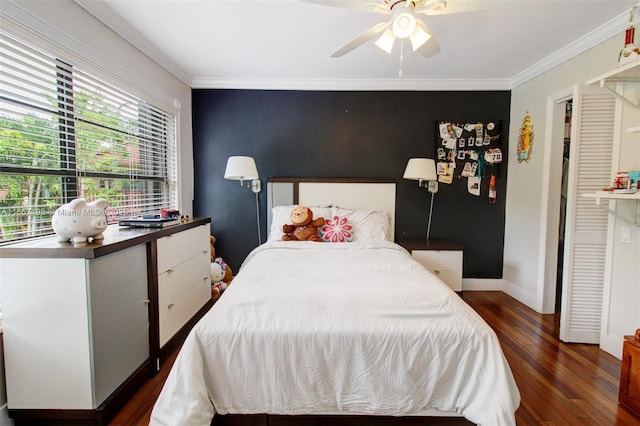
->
[[415, 0, 489, 16], [414, 20, 440, 58], [414, 0, 447, 15], [300, 0, 390, 14], [330, 21, 390, 57]]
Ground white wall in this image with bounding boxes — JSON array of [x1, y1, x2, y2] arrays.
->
[[505, 34, 640, 356], [505, 36, 621, 310]]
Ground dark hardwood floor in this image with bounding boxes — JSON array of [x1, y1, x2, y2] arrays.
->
[[107, 291, 639, 425], [463, 291, 637, 425]]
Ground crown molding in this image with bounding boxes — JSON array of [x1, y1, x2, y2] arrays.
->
[[73, 0, 639, 91], [190, 77, 512, 91], [510, 7, 640, 88], [73, 0, 192, 86]]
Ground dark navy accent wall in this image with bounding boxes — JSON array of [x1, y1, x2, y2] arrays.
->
[[192, 89, 511, 277]]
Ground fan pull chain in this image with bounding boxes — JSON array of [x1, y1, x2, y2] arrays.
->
[[399, 39, 404, 78]]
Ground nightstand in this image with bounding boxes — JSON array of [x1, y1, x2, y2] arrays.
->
[[398, 239, 464, 292]]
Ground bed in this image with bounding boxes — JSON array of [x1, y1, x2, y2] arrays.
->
[[150, 179, 520, 426]]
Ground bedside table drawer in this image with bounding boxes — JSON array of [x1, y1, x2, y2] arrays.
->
[[412, 250, 462, 271], [429, 269, 462, 289], [398, 239, 464, 292]]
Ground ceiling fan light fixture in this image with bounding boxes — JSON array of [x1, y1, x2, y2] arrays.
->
[[375, 29, 396, 53], [409, 25, 431, 51], [392, 12, 416, 39]]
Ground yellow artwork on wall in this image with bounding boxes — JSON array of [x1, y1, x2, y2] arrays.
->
[[518, 111, 534, 163]]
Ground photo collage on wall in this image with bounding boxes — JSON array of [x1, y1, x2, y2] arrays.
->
[[435, 121, 503, 197]]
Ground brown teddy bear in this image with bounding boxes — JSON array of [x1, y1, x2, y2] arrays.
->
[[210, 235, 216, 261], [282, 206, 325, 242]]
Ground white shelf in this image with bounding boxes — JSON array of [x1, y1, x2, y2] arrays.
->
[[627, 126, 640, 133], [583, 191, 640, 205], [585, 62, 640, 108], [583, 191, 640, 225], [586, 61, 640, 85]]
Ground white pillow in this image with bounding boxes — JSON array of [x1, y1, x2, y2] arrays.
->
[[268, 205, 333, 241], [332, 207, 393, 242]]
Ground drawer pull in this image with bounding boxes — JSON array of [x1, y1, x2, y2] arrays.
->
[[167, 268, 175, 274], [433, 269, 441, 275], [168, 303, 175, 309], [203, 276, 210, 282]]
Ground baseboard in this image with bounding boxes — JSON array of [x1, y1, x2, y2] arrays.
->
[[462, 280, 546, 314], [0, 403, 14, 426], [501, 279, 540, 311], [462, 278, 504, 291], [600, 332, 623, 360], [462, 278, 537, 308]]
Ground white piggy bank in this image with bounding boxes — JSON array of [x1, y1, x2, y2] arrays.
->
[[52, 198, 109, 244]]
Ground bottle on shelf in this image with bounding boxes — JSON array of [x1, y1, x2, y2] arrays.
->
[[618, 6, 640, 66], [489, 175, 497, 204]]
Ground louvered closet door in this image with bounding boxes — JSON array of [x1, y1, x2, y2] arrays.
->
[[559, 84, 615, 344]]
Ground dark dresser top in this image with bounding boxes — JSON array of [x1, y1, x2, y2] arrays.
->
[[0, 217, 211, 259]]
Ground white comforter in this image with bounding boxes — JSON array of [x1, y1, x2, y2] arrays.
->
[[150, 241, 520, 425]]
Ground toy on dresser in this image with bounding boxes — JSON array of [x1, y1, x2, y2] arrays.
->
[[210, 235, 233, 300], [52, 198, 109, 244]]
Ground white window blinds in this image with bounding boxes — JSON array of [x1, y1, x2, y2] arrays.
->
[[0, 32, 178, 242]]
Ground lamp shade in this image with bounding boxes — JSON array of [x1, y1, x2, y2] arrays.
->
[[375, 29, 396, 54], [409, 25, 431, 51], [224, 156, 259, 182], [403, 158, 437, 181]]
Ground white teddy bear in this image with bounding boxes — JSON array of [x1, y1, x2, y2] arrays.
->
[[210, 257, 231, 299]]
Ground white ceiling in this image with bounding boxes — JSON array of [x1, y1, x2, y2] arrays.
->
[[77, 0, 640, 90]]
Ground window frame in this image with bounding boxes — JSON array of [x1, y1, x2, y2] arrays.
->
[[0, 32, 178, 244]]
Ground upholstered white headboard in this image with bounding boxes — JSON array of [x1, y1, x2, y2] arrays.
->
[[266, 178, 396, 237]]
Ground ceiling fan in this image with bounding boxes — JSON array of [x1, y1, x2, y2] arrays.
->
[[304, 0, 446, 58]]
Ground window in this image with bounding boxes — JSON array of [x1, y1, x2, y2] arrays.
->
[[0, 32, 178, 243]]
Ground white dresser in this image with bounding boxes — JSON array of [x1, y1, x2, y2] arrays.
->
[[0, 218, 212, 425], [398, 240, 464, 292]]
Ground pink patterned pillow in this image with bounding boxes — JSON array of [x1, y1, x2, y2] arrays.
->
[[320, 216, 354, 242]]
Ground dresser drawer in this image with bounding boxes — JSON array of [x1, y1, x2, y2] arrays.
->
[[157, 224, 209, 273], [158, 278, 211, 347], [158, 250, 210, 306]]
